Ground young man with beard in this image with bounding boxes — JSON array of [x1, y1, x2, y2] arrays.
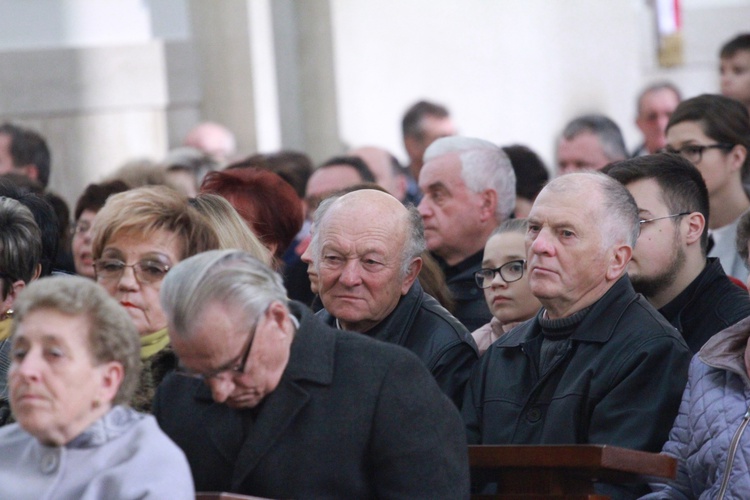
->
[[607, 153, 750, 352]]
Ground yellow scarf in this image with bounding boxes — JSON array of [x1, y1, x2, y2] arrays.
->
[[140, 328, 169, 360], [0, 318, 12, 342]]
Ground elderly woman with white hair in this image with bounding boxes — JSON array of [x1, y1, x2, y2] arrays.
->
[[0, 276, 194, 499]]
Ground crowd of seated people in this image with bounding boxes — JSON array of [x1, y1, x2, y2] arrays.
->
[[1, 32, 750, 499]]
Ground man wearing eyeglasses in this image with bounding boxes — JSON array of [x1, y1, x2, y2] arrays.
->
[[607, 154, 750, 353], [153, 250, 469, 499], [462, 172, 690, 498]]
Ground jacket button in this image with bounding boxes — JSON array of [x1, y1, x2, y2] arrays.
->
[[526, 407, 542, 422]]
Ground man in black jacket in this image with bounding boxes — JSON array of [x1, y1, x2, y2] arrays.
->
[[417, 136, 516, 331], [462, 172, 691, 499], [313, 189, 477, 407], [607, 153, 750, 352], [155, 250, 470, 499]]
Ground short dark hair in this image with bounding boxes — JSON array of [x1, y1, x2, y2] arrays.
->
[[401, 100, 450, 140], [561, 114, 628, 161], [606, 153, 710, 255], [720, 33, 750, 59], [737, 208, 750, 267], [0, 197, 41, 298], [636, 82, 682, 115], [502, 144, 549, 201], [228, 151, 314, 199], [0, 123, 51, 187], [667, 94, 750, 178], [0, 178, 59, 277], [74, 180, 130, 221], [320, 155, 376, 183]]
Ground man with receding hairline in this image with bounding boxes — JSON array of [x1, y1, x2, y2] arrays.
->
[[313, 189, 477, 407], [462, 172, 690, 498]]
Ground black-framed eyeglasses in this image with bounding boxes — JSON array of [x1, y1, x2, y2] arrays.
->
[[176, 315, 262, 381], [662, 143, 734, 164], [93, 258, 171, 285], [474, 259, 526, 289], [639, 212, 690, 226]]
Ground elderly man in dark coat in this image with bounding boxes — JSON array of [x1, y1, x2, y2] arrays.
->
[[312, 189, 478, 407], [462, 173, 691, 499], [155, 250, 470, 499]]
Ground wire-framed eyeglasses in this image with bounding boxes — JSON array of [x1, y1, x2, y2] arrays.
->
[[639, 212, 690, 226]]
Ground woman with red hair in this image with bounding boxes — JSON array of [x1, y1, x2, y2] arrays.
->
[[200, 167, 303, 267]]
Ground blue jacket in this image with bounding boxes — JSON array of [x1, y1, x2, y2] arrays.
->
[[644, 315, 750, 499]]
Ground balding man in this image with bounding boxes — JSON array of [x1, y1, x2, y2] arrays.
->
[[183, 122, 236, 164], [418, 136, 516, 331], [632, 82, 681, 156], [462, 173, 691, 498], [556, 114, 627, 175], [349, 146, 408, 202], [313, 189, 478, 407]]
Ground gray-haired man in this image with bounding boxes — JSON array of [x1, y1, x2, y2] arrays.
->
[[154, 250, 469, 499]]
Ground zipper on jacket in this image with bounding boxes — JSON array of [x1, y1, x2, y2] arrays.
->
[[717, 408, 750, 500]]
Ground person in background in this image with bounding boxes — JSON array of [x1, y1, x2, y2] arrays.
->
[[471, 219, 542, 356], [0, 276, 194, 499], [720, 33, 750, 114], [556, 114, 628, 175], [71, 180, 130, 279], [0, 123, 51, 188], [182, 121, 237, 164], [665, 94, 750, 282], [189, 193, 273, 267], [632, 82, 682, 157], [162, 147, 219, 198], [502, 144, 549, 218], [401, 100, 457, 204], [0, 197, 42, 426], [92, 186, 218, 412], [201, 167, 303, 269], [418, 136, 516, 331], [607, 153, 750, 352]]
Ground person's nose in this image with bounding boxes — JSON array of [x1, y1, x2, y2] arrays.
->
[[339, 260, 363, 287], [417, 198, 432, 218], [13, 349, 43, 381], [208, 376, 234, 404], [491, 271, 509, 288], [116, 265, 139, 291], [300, 239, 313, 265], [529, 229, 555, 256]]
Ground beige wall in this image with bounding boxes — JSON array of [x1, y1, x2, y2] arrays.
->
[[0, 0, 749, 208]]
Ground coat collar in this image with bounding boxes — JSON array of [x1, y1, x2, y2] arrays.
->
[[190, 301, 338, 486], [498, 276, 637, 347], [699, 314, 750, 384]]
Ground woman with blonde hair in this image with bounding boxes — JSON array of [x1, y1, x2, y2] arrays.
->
[[92, 186, 218, 412]]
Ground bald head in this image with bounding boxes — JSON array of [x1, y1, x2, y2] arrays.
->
[[183, 122, 236, 163], [314, 189, 425, 332], [349, 146, 406, 201]]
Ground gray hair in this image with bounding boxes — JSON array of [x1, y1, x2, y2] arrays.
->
[[402, 205, 427, 277], [424, 136, 516, 221], [561, 114, 628, 162], [311, 194, 426, 279], [10, 276, 141, 406], [544, 172, 639, 248], [160, 250, 288, 339], [0, 197, 42, 297], [636, 81, 682, 116]]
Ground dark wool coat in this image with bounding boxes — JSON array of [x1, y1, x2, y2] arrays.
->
[[155, 302, 471, 499]]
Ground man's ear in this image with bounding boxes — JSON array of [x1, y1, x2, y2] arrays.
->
[[606, 244, 632, 281], [401, 257, 423, 295], [478, 189, 498, 223], [683, 212, 705, 246]]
